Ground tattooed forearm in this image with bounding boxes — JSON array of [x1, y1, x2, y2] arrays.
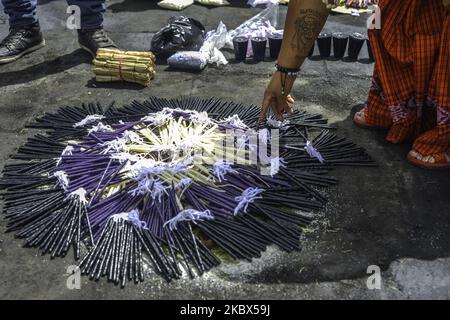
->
[[291, 9, 327, 58], [276, 1, 329, 68]]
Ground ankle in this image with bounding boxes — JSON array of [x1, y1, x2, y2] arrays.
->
[[11, 22, 40, 31], [26, 22, 40, 30], [78, 26, 103, 34]]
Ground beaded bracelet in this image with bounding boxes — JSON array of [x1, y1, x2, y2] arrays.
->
[[275, 64, 300, 95], [275, 64, 301, 76]]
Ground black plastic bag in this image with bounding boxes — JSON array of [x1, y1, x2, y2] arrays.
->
[[151, 16, 206, 57]]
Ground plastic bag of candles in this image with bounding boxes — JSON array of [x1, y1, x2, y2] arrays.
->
[[247, 0, 290, 6], [167, 21, 229, 70], [167, 51, 208, 70], [227, 4, 282, 61], [248, 0, 278, 6], [157, 0, 231, 10], [158, 0, 194, 10], [195, 0, 229, 5], [93, 48, 156, 87], [0, 97, 374, 287], [227, 4, 281, 49]]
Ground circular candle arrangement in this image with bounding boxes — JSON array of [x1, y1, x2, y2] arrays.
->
[[0, 97, 374, 287]]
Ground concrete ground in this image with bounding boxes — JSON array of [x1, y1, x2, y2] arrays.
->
[[0, 1, 449, 300]]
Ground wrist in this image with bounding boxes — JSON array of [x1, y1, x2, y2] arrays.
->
[[275, 63, 300, 77], [276, 60, 302, 69], [276, 51, 303, 69], [275, 64, 298, 96]]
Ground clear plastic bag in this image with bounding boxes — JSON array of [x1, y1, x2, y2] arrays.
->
[[200, 21, 228, 66], [195, 0, 230, 6], [226, 4, 283, 56], [167, 51, 208, 71], [247, 0, 279, 7], [229, 3, 281, 39], [167, 21, 229, 71], [157, 0, 194, 10]]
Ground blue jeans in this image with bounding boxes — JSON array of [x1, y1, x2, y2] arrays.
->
[[2, 0, 105, 29]]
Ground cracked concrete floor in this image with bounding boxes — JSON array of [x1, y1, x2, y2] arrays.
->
[[0, 1, 449, 300]]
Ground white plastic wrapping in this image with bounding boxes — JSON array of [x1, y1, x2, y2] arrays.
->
[[167, 21, 229, 70], [157, 0, 194, 10], [226, 4, 283, 56], [167, 51, 208, 70], [247, 0, 278, 7], [199, 21, 228, 66], [157, 0, 230, 10], [195, 0, 230, 5]]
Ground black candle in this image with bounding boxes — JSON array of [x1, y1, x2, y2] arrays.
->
[[233, 36, 248, 61], [348, 32, 365, 60], [366, 36, 374, 62], [332, 32, 348, 59], [317, 32, 332, 58], [308, 44, 314, 57], [251, 36, 268, 62], [268, 34, 283, 59]]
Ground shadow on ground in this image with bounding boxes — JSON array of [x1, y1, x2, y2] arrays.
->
[[108, 0, 250, 13], [243, 106, 450, 284], [0, 49, 90, 88]]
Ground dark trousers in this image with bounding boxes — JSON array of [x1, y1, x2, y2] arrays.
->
[[2, 0, 105, 29]]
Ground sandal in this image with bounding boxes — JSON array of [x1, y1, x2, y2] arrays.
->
[[407, 150, 450, 169], [353, 106, 377, 128]]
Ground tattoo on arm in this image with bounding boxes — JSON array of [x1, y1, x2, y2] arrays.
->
[[291, 9, 326, 58]]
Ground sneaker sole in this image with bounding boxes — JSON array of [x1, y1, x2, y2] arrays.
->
[[0, 40, 46, 64], [79, 44, 96, 59], [79, 44, 118, 59]]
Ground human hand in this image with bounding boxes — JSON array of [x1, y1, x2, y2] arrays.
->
[[260, 72, 296, 121]]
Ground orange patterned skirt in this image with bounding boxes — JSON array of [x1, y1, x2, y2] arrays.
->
[[364, 0, 449, 157]]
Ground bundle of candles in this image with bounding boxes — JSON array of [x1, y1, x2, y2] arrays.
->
[[0, 97, 374, 287], [93, 48, 156, 86]]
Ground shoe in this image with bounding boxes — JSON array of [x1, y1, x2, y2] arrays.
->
[[78, 27, 117, 58], [353, 106, 377, 128], [407, 150, 450, 170], [0, 23, 45, 64]]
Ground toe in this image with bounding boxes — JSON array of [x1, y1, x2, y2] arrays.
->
[[409, 150, 418, 157]]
